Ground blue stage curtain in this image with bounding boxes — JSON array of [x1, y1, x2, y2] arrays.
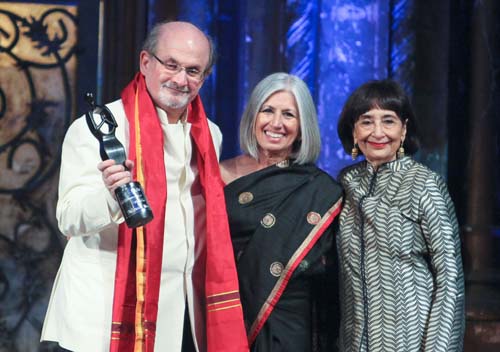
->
[[172, 0, 395, 178], [389, 0, 415, 94], [178, 0, 217, 120], [390, 0, 451, 177], [285, 0, 319, 97], [315, 0, 390, 177]]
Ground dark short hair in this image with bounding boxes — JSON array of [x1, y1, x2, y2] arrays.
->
[[337, 79, 420, 155], [142, 20, 217, 75]]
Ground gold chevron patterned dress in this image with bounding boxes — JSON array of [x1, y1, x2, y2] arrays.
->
[[337, 156, 465, 352]]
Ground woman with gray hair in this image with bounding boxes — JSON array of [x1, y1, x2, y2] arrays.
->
[[220, 72, 343, 351]]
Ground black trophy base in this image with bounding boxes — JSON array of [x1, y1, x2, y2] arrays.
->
[[114, 181, 153, 228], [124, 208, 154, 228]]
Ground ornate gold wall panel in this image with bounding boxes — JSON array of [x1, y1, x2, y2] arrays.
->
[[0, 3, 77, 351]]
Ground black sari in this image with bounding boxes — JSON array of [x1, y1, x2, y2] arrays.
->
[[224, 162, 343, 352]]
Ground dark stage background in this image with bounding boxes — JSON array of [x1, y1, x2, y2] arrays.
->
[[0, 0, 499, 351]]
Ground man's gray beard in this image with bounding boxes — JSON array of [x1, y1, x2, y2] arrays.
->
[[158, 90, 190, 110], [158, 82, 189, 109]]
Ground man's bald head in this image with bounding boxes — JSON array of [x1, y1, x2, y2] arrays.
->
[[142, 21, 215, 75]]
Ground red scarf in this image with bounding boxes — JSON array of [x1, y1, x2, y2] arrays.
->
[[110, 73, 248, 352]]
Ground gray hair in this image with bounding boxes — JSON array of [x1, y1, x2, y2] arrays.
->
[[239, 72, 321, 164], [142, 20, 216, 75]]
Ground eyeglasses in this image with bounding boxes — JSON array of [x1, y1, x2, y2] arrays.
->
[[150, 53, 205, 82]]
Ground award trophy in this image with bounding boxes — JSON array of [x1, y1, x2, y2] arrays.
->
[[84, 93, 153, 228]]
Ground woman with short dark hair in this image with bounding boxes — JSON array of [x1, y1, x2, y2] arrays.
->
[[336, 79, 465, 352]]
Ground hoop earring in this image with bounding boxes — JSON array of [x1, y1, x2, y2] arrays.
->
[[351, 144, 359, 160], [397, 141, 405, 159]]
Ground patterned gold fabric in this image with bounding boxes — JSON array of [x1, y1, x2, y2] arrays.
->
[[338, 156, 465, 352]]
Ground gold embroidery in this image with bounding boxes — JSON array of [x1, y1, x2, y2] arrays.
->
[[276, 159, 290, 168], [238, 191, 254, 204], [207, 303, 242, 313], [207, 298, 241, 307], [261, 213, 276, 228], [269, 261, 284, 277], [206, 289, 239, 298], [306, 211, 321, 225]]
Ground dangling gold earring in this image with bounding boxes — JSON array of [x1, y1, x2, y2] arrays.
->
[[397, 141, 405, 159], [351, 144, 359, 160]]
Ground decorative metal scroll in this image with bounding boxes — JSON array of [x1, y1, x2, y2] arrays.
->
[[0, 3, 77, 351]]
